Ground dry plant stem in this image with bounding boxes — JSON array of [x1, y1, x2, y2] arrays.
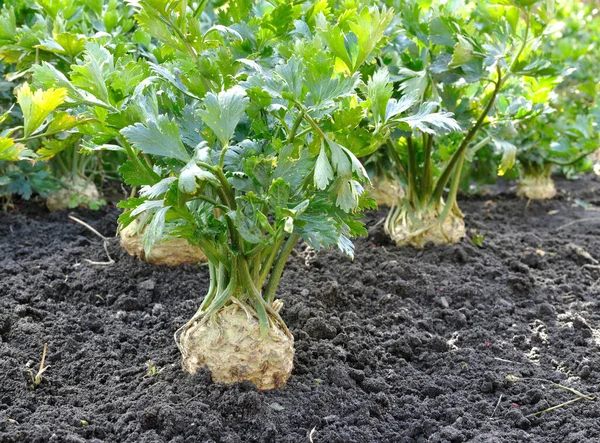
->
[[490, 394, 503, 418], [556, 217, 600, 231], [30, 343, 50, 386], [38, 343, 48, 380], [68, 215, 115, 265], [520, 377, 595, 401], [528, 397, 584, 417]]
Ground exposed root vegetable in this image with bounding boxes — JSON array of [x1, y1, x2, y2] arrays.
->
[[517, 176, 557, 200], [46, 177, 101, 212], [179, 303, 294, 390], [368, 176, 404, 207], [385, 203, 465, 248], [120, 219, 205, 266]]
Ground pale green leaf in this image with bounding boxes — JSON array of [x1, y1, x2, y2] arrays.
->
[[198, 86, 249, 146], [121, 115, 191, 162], [314, 144, 334, 190]]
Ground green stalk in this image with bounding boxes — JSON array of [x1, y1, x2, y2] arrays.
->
[[198, 262, 218, 311], [287, 110, 305, 143], [218, 143, 229, 169], [546, 148, 598, 167], [196, 238, 229, 269], [437, 148, 465, 225], [263, 233, 300, 305], [421, 133, 434, 204], [510, 10, 530, 72], [431, 66, 503, 204], [257, 235, 286, 288], [406, 136, 419, 206], [385, 138, 408, 183]]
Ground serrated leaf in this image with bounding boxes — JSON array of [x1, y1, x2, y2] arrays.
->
[[198, 86, 249, 146], [140, 177, 177, 199], [121, 115, 190, 162], [385, 95, 416, 122], [494, 139, 517, 176], [16, 83, 67, 137], [449, 35, 476, 69], [396, 103, 461, 135], [0, 137, 33, 161], [268, 178, 290, 210], [314, 144, 334, 190], [70, 43, 114, 105], [37, 135, 80, 160], [118, 159, 158, 186], [366, 68, 393, 124], [46, 112, 88, 134], [143, 206, 170, 256], [179, 160, 217, 194]]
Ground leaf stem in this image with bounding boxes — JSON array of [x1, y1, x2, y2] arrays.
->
[[287, 110, 305, 143], [431, 64, 503, 204], [263, 233, 299, 305]]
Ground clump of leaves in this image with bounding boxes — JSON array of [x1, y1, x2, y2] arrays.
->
[[365, 0, 561, 247], [3, 0, 405, 389]]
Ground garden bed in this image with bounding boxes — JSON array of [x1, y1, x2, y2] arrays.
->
[[1, 175, 600, 443]]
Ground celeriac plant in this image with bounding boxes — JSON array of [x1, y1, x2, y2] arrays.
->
[[509, 0, 600, 198], [116, 1, 396, 390], [365, 0, 559, 248], [1, 0, 403, 389]]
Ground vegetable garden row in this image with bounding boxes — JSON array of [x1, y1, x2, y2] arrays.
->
[[0, 0, 599, 441]]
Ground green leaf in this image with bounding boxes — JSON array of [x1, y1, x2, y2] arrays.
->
[[70, 43, 114, 105], [268, 177, 290, 211], [0, 7, 16, 43], [274, 56, 305, 101], [121, 115, 191, 162], [37, 135, 80, 160], [198, 86, 249, 146], [295, 212, 339, 250], [449, 35, 477, 69], [396, 103, 461, 135], [119, 160, 156, 186], [366, 68, 394, 124], [494, 138, 517, 176], [229, 206, 266, 245], [143, 206, 170, 256], [140, 177, 177, 199], [179, 160, 217, 194], [318, 6, 394, 73], [46, 112, 89, 134], [16, 83, 67, 137], [0, 138, 33, 161], [314, 144, 334, 190], [331, 177, 361, 212]]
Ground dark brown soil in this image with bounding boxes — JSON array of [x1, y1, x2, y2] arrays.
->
[[1, 176, 599, 443]]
